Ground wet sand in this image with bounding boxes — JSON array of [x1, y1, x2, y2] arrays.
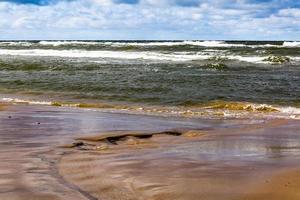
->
[[1, 104, 300, 199]]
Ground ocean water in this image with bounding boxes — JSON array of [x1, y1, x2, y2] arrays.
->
[[0, 40, 299, 118]]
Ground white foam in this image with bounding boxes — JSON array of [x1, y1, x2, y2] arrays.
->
[[227, 55, 266, 63], [1, 40, 300, 48], [38, 41, 188, 47], [37, 40, 297, 48], [283, 41, 300, 47], [102, 41, 281, 48], [279, 106, 300, 115], [107, 40, 248, 47], [39, 41, 100, 46], [277, 106, 300, 120], [37, 41, 233, 47], [293, 56, 300, 61], [108, 41, 184, 46], [1, 97, 52, 105], [0, 41, 33, 46], [0, 49, 212, 61], [184, 41, 246, 47], [0, 48, 298, 64]]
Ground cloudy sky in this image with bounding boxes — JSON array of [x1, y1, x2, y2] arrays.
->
[[0, 0, 299, 40]]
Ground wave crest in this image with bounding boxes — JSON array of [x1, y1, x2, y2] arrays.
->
[[283, 41, 300, 47], [200, 101, 279, 112], [2, 40, 299, 48], [1, 49, 298, 64]]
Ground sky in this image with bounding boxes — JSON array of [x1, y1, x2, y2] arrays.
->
[[0, 0, 299, 40]]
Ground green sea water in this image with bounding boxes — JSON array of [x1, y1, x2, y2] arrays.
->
[[0, 40, 299, 113]]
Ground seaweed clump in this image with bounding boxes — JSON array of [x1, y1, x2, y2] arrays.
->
[[263, 56, 290, 64], [51, 102, 62, 106], [205, 56, 228, 70], [205, 63, 227, 70]]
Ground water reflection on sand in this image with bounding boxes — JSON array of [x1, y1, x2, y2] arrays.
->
[[1, 104, 300, 200]]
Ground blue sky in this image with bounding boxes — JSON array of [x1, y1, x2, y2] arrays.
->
[[0, 0, 299, 40]]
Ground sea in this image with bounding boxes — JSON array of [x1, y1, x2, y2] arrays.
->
[[0, 40, 299, 119]]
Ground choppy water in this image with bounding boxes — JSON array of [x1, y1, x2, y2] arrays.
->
[[0, 40, 299, 118]]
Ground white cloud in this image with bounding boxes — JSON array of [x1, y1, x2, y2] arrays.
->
[[0, 0, 299, 40], [278, 8, 300, 17]]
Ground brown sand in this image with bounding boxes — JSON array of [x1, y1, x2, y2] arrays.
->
[[0, 105, 99, 200], [1, 104, 300, 200], [59, 119, 300, 200], [0, 103, 6, 111], [240, 168, 300, 200]]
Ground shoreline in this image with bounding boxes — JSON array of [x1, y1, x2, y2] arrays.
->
[[1, 94, 300, 121], [1, 104, 300, 199]]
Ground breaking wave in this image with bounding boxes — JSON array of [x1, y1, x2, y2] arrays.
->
[[283, 41, 300, 47], [1, 40, 299, 48], [0, 48, 298, 64]]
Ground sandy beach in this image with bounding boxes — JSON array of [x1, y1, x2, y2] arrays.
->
[[1, 0, 300, 198], [0, 103, 300, 200]]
